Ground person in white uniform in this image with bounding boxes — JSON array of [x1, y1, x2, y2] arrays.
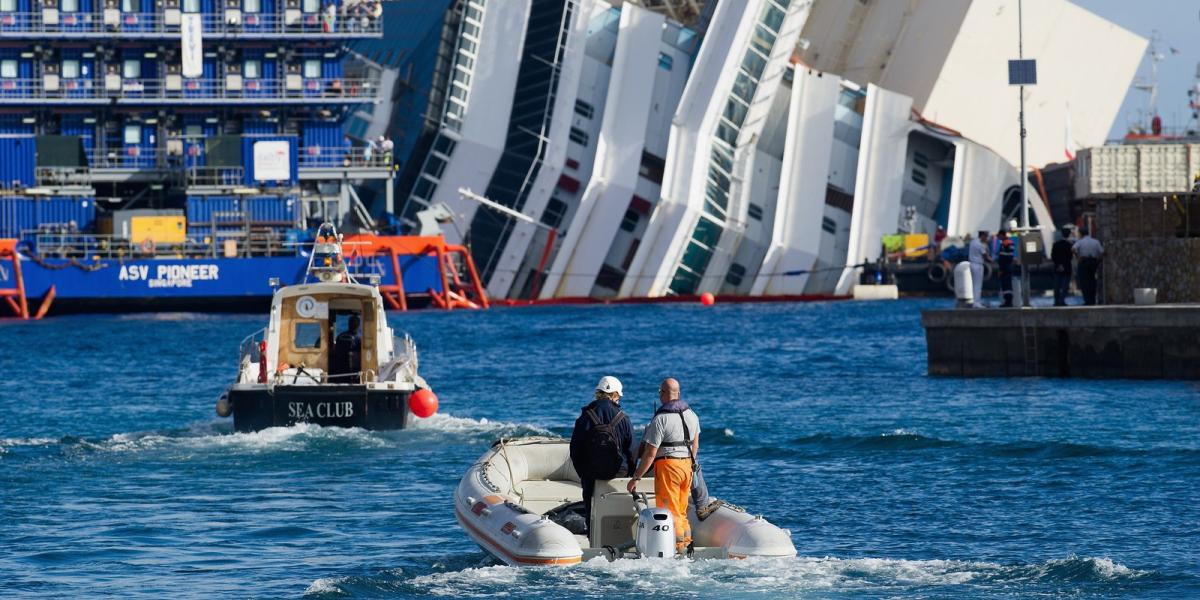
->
[[967, 231, 990, 308]]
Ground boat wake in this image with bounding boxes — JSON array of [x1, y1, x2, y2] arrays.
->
[[316, 554, 1159, 599], [2, 413, 551, 460]]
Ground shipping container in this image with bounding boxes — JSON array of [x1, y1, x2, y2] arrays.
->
[[1071, 144, 1199, 197], [187, 194, 300, 228], [0, 196, 96, 240], [0, 136, 37, 189]]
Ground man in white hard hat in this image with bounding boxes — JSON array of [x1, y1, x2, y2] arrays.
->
[[569, 376, 637, 534]]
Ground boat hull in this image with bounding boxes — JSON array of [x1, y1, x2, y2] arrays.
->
[[228, 385, 413, 431]]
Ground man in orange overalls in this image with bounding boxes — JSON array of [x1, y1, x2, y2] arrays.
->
[[627, 378, 700, 554]]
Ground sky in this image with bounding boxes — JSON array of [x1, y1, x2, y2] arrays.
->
[[1072, 0, 1200, 138]]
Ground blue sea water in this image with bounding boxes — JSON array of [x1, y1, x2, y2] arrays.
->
[[1, 299, 1198, 599]]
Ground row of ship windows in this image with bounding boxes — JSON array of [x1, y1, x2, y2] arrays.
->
[[0, 58, 323, 79]]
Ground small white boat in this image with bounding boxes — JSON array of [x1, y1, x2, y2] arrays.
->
[[215, 222, 436, 431], [454, 437, 796, 566]]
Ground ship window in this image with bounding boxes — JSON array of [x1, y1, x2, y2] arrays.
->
[[911, 168, 926, 187], [243, 0, 259, 12], [62, 59, 80, 79], [122, 59, 140, 79], [658, 52, 673, 71], [244, 59, 260, 79], [541, 197, 567, 229], [747, 203, 763, 221], [573, 99, 593, 119], [423, 154, 447, 179], [0, 60, 15, 79], [725, 263, 746, 287], [619, 209, 638, 232], [123, 124, 141, 144], [60, 0, 78, 12], [182, 0, 200, 12], [432, 135, 455, 156], [293, 321, 322, 349], [0, 0, 14, 11], [821, 216, 837, 234], [303, 59, 320, 79], [913, 151, 929, 169], [568, 127, 589, 147], [301, 0, 318, 12], [760, 3, 785, 33]]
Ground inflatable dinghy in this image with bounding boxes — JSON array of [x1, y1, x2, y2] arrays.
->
[[454, 437, 796, 566]]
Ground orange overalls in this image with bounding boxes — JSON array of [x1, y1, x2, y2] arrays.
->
[[653, 456, 693, 553]]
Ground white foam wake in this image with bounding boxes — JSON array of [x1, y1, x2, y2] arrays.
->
[[400, 554, 1151, 597]]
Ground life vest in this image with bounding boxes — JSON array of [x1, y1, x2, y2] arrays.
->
[[654, 401, 696, 464]]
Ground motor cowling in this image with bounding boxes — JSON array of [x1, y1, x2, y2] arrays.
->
[[635, 506, 676, 559]]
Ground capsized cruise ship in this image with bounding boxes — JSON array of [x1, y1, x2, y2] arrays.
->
[[354, 0, 1145, 301]]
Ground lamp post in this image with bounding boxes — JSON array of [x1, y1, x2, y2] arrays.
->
[[1009, 0, 1036, 307]]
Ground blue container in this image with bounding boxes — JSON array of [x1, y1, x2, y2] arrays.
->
[[241, 135, 299, 186], [0, 196, 96, 240], [0, 136, 37, 189], [244, 195, 300, 224], [189, 195, 299, 226]]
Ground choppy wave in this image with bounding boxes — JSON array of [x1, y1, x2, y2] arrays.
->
[[305, 555, 1158, 598], [736, 430, 1192, 462]]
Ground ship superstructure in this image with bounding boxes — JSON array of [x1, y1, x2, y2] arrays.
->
[[360, 0, 1143, 301]]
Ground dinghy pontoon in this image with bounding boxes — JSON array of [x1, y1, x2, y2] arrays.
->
[[455, 437, 796, 566]]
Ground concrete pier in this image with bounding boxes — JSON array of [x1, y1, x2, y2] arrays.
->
[[922, 306, 1200, 379]]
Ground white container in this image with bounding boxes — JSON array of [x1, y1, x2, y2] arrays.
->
[[1137, 144, 1189, 193], [1133, 288, 1157, 305]]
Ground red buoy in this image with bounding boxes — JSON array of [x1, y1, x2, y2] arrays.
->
[[409, 389, 439, 418], [699, 292, 716, 306]]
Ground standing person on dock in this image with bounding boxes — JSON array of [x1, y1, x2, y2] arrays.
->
[[627, 378, 699, 555], [968, 231, 990, 308], [570, 376, 636, 533], [1073, 228, 1105, 305], [1051, 227, 1075, 306], [996, 231, 1016, 307]]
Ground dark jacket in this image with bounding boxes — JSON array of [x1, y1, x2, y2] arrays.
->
[[997, 239, 1015, 270], [569, 398, 637, 479], [1051, 239, 1073, 271]]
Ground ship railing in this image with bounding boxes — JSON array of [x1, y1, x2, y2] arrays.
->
[[0, 11, 380, 36], [238, 327, 267, 366], [86, 147, 175, 170], [36, 166, 93, 187], [26, 231, 296, 260], [0, 75, 380, 102], [298, 146, 392, 169], [110, 76, 381, 102], [0, 77, 98, 99], [185, 166, 247, 187]]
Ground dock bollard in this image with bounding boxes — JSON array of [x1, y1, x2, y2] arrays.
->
[[953, 262, 974, 308]]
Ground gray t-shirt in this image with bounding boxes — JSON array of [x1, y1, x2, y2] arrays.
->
[[642, 408, 700, 459]]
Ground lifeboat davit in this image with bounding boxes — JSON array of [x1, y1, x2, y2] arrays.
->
[[454, 437, 796, 566]]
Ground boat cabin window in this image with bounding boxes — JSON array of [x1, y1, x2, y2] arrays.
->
[[329, 310, 362, 383], [293, 321, 322, 349]]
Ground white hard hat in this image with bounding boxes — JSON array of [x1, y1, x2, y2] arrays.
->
[[595, 376, 622, 396]]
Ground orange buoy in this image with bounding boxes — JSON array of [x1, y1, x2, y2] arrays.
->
[[409, 389, 439, 418], [699, 292, 716, 306]]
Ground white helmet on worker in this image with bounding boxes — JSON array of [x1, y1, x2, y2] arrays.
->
[[595, 375, 623, 396]]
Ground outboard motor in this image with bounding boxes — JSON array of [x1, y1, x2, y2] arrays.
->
[[633, 493, 676, 558]]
